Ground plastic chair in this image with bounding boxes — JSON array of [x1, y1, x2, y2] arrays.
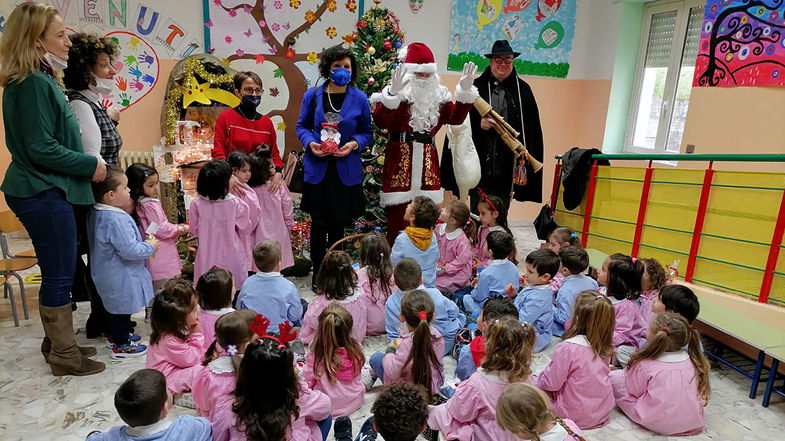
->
[[0, 211, 37, 326]]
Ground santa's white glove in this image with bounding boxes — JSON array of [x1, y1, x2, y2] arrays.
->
[[459, 62, 477, 90], [389, 64, 410, 96]]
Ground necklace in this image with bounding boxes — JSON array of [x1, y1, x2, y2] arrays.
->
[[237, 105, 259, 121], [326, 84, 344, 113]]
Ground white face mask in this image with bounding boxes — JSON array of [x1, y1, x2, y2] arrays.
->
[[39, 41, 68, 71], [89, 75, 114, 95]]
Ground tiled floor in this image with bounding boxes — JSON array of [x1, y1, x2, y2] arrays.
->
[[1, 224, 783, 440]]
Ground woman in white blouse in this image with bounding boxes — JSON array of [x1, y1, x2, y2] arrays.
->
[[62, 33, 124, 339]]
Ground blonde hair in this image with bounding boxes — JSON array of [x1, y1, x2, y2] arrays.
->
[[0, 3, 60, 86], [496, 383, 554, 438], [562, 290, 615, 359], [628, 312, 711, 403], [481, 316, 536, 382], [312, 304, 365, 383]]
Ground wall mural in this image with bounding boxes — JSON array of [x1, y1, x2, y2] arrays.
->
[[694, 0, 785, 87], [447, 0, 577, 78]]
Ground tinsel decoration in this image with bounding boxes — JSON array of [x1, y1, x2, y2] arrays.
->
[[163, 57, 235, 145]]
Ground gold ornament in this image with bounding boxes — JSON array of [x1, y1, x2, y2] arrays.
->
[[367, 46, 376, 55]]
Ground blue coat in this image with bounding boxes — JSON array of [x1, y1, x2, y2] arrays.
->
[[391, 231, 439, 288], [86, 415, 211, 441], [236, 272, 303, 328], [87, 205, 155, 315], [295, 84, 373, 186], [552, 274, 599, 336], [514, 284, 554, 352], [470, 259, 520, 304]]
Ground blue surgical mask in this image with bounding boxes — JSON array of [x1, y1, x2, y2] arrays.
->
[[239, 95, 261, 110], [330, 67, 351, 87]]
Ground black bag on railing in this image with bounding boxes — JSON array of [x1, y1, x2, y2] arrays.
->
[[534, 204, 558, 241]]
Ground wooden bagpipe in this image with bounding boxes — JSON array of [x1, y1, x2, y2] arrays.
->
[[473, 97, 543, 172]]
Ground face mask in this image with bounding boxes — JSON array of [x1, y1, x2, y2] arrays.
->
[[330, 67, 351, 87], [89, 75, 114, 95], [239, 94, 261, 110], [40, 41, 68, 71]]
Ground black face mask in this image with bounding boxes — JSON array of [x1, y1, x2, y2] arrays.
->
[[239, 95, 261, 111]]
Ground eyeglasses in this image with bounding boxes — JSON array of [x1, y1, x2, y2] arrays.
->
[[241, 87, 263, 95], [492, 58, 514, 65]]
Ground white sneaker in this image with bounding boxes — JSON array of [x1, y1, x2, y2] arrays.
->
[[362, 366, 378, 392]]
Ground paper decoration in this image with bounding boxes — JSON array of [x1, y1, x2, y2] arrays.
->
[[409, 0, 424, 14], [694, 1, 785, 87], [103, 31, 159, 111], [448, 0, 576, 77]]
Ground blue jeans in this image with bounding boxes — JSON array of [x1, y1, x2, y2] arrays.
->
[[463, 294, 483, 318], [369, 351, 385, 383], [5, 189, 76, 307]]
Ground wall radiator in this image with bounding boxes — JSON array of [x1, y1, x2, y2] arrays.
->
[[118, 151, 155, 170]]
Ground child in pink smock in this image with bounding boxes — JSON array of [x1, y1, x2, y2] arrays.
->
[[435, 200, 473, 294], [249, 145, 295, 270], [537, 291, 615, 429], [495, 382, 586, 441], [545, 226, 582, 291], [227, 151, 261, 272], [210, 338, 332, 441], [189, 159, 254, 289], [474, 193, 512, 270], [304, 304, 365, 438], [428, 316, 536, 441], [639, 257, 668, 326], [195, 267, 235, 352], [300, 251, 368, 345], [598, 253, 649, 366], [367, 290, 444, 395], [126, 163, 188, 292], [611, 312, 710, 436], [357, 231, 395, 336], [173, 310, 257, 419], [146, 279, 204, 392]]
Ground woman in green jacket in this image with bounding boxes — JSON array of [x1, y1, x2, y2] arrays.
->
[[0, 3, 106, 376]]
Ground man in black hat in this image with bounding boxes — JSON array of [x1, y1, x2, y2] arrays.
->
[[441, 39, 544, 212]]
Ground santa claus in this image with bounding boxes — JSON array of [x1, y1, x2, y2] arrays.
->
[[372, 42, 478, 243]]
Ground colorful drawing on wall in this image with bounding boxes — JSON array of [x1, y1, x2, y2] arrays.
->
[[102, 31, 160, 111], [409, 0, 424, 15], [205, 0, 357, 154], [448, 0, 576, 77], [694, 0, 785, 87]]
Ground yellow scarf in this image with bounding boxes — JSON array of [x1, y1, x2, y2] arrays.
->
[[405, 227, 433, 251]]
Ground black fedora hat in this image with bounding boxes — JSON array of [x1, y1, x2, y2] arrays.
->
[[484, 40, 521, 58]]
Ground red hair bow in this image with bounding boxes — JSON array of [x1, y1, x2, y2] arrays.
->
[[249, 314, 299, 349], [417, 311, 428, 320], [476, 188, 498, 213]]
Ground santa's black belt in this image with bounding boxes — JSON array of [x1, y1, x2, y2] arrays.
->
[[390, 132, 434, 145]]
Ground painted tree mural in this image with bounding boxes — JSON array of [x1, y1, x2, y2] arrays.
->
[[694, 0, 785, 87], [210, 0, 358, 154]]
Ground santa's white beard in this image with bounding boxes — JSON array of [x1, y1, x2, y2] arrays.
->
[[403, 73, 443, 134]]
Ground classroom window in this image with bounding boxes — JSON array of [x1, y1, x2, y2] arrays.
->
[[626, 0, 705, 154]]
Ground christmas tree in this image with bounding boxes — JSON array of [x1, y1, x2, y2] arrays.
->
[[348, 6, 405, 236]]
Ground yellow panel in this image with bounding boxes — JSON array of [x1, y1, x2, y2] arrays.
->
[[637, 246, 687, 273], [692, 258, 762, 300], [712, 170, 785, 189], [585, 235, 631, 258], [645, 168, 703, 232], [696, 237, 769, 271], [769, 273, 785, 305], [702, 188, 779, 243], [639, 229, 692, 255]]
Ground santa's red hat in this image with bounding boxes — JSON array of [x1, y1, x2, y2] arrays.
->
[[398, 42, 437, 74]]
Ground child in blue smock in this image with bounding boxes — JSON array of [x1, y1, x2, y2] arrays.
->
[[236, 239, 306, 327], [88, 169, 158, 359], [391, 196, 440, 288], [507, 249, 560, 352], [463, 230, 520, 318], [86, 369, 211, 441], [385, 258, 465, 356], [552, 246, 598, 336]]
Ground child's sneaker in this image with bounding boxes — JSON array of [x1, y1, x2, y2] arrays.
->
[[174, 392, 196, 409], [106, 334, 142, 348], [362, 366, 378, 392], [111, 343, 147, 359]]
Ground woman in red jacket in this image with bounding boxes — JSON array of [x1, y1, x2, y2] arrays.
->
[[212, 71, 283, 189]]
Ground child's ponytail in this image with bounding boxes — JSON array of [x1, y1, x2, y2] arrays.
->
[[359, 231, 393, 302], [203, 310, 258, 371], [629, 312, 711, 402], [248, 144, 274, 187], [563, 290, 615, 359], [316, 251, 358, 301], [482, 316, 535, 382], [446, 200, 476, 242], [606, 253, 644, 301], [313, 304, 365, 383], [401, 290, 442, 392], [549, 226, 582, 249]]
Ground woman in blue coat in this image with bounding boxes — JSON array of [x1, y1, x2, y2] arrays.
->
[[296, 45, 372, 287]]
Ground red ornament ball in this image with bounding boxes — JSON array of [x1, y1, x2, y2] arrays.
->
[[383, 40, 392, 50], [357, 20, 367, 29], [368, 77, 376, 85]]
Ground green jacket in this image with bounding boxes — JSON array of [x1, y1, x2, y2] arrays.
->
[[1, 71, 97, 205]]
